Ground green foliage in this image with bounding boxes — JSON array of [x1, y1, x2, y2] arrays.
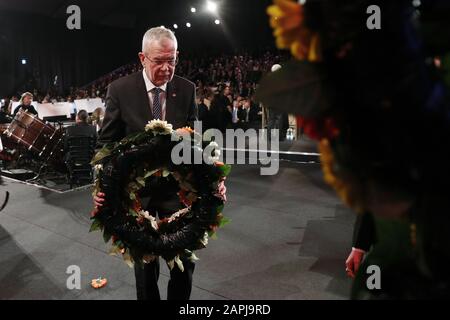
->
[[89, 219, 102, 232]]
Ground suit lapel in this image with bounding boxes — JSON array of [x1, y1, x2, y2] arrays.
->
[[137, 72, 153, 121], [165, 80, 176, 124]]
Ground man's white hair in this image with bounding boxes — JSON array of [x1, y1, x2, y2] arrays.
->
[[142, 27, 178, 53]]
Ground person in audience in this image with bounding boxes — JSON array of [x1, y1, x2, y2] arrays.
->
[[0, 105, 12, 124], [209, 85, 232, 133], [89, 107, 105, 132], [13, 92, 38, 117], [198, 89, 214, 131], [65, 109, 97, 142]]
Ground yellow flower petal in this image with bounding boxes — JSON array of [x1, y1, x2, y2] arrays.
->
[[267, 5, 284, 19], [274, 27, 301, 48], [307, 33, 322, 62], [291, 40, 308, 60]]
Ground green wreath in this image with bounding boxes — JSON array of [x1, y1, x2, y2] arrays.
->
[[90, 120, 230, 270]]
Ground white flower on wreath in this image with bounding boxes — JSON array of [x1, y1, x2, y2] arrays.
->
[[199, 231, 209, 247], [138, 210, 159, 230], [145, 119, 173, 135], [94, 164, 103, 172], [206, 141, 221, 164], [166, 207, 190, 223]]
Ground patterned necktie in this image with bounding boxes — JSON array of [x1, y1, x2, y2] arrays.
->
[[151, 87, 163, 120]]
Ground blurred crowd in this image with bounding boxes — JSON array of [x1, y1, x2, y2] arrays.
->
[[1, 51, 289, 131]]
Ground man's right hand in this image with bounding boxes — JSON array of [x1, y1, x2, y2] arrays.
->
[[93, 192, 105, 208], [345, 248, 365, 278]]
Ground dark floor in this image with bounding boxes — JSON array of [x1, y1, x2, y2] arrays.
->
[[0, 160, 356, 300]]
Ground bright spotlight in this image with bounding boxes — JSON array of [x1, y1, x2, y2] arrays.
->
[[173, 24, 178, 29], [206, 1, 218, 14], [214, 19, 220, 25], [21, 59, 27, 65], [191, 7, 197, 13], [186, 22, 191, 28]]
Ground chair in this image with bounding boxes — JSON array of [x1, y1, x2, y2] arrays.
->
[[65, 134, 96, 188]]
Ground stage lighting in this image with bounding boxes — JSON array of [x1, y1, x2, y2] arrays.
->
[[214, 19, 220, 25], [206, 1, 218, 14], [191, 7, 197, 13], [173, 24, 178, 29], [21, 59, 27, 65], [186, 22, 191, 28]]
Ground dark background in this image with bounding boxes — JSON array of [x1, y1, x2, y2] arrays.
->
[[0, 0, 275, 97]]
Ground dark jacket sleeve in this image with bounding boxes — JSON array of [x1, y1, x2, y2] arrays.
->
[[13, 106, 19, 117], [352, 211, 376, 251], [97, 83, 126, 149], [30, 105, 38, 116], [187, 83, 198, 128]]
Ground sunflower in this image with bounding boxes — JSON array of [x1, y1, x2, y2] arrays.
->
[[319, 139, 364, 213], [267, 0, 322, 61]]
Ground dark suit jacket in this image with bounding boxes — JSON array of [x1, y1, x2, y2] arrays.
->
[[352, 211, 376, 251], [66, 122, 97, 137], [64, 122, 97, 150], [237, 107, 248, 123], [97, 71, 198, 212], [197, 102, 210, 130], [98, 71, 198, 147], [209, 94, 231, 132]]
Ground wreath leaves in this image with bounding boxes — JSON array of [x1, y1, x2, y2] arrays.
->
[[90, 125, 230, 269]]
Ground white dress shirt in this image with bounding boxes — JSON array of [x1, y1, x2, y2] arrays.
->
[[143, 70, 167, 120]]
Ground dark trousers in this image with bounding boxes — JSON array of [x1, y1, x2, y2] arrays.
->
[[134, 256, 195, 300], [133, 194, 196, 300]]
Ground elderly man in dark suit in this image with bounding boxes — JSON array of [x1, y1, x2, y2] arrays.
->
[[94, 27, 198, 300]]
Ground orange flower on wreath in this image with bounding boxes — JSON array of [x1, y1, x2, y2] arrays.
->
[[214, 161, 225, 167], [176, 127, 194, 135], [267, 0, 322, 62], [319, 139, 364, 213]]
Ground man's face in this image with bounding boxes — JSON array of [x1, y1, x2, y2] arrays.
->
[[224, 87, 231, 96], [139, 38, 178, 87], [23, 96, 32, 106]]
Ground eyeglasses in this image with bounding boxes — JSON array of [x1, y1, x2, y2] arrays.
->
[[144, 55, 178, 67]]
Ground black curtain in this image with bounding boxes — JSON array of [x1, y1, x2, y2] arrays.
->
[[0, 11, 136, 98]]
